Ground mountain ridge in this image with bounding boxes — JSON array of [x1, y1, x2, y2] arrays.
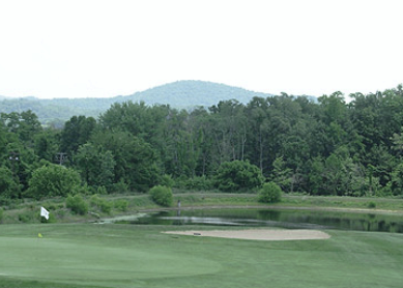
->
[[0, 80, 312, 124]]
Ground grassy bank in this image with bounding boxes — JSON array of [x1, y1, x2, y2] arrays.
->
[[1, 192, 403, 224], [0, 223, 402, 288]]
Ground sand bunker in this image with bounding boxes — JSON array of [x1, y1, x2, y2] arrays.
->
[[163, 229, 330, 241]]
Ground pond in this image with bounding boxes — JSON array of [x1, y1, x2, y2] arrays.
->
[[114, 208, 403, 234]]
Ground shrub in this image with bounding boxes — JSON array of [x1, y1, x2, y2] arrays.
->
[[73, 184, 91, 196], [114, 199, 129, 212], [258, 182, 282, 203], [184, 176, 213, 191], [96, 186, 107, 195], [160, 174, 175, 188], [66, 194, 88, 215], [90, 195, 112, 214], [214, 160, 264, 192], [18, 213, 32, 223], [0, 196, 11, 206], [0, 208, 3, 223], [40, 212, 57, 223], [149, 185, 173, 207], [111, 180, 129, 194], [26, 164, 81, 199], [367, 201, 376, 209]]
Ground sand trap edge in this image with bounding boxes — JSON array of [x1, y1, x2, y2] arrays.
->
[[163, 229, 331, 241]]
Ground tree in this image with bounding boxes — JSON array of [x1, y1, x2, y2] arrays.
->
[[74, 143, 115, 191], [214, 160, 264, 192], [60, 115, 97, 159], [26, 164, 81, 200], [271, 156, 292, 192], [391, 163, 403, 196], [0, 111, 42, 145], [34, 129, 59, 163], [0, 167, 21, 199], [91, 130, 161, 192]]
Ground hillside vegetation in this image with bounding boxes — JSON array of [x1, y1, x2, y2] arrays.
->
[[1, 83, 403, 206]]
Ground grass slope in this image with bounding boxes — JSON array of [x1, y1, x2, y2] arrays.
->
[[0, 224, 402, 288]]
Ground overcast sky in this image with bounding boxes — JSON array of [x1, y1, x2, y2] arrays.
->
[[0, 0, 402, 99]]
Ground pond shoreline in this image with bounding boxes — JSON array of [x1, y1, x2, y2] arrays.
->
[[138, 204, 403, 216]]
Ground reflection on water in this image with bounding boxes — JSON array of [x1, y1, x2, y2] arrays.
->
[[115, 208, 403, 233]]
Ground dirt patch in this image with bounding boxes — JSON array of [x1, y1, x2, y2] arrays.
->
[[163, 229, 330, 241]]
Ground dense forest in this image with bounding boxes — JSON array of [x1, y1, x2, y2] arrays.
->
[[1, 84, 403, 201]]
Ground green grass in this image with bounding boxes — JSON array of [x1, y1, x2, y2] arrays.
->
[[0, 224, 403, 288], [2, 193, 403, 225]]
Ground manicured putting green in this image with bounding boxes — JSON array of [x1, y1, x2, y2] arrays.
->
[[0, 228, 219, 287]]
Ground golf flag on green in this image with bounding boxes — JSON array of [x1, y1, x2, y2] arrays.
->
[[40, 207, 49, 220]]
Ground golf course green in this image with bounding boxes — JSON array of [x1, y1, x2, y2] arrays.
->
[[1, 223, 402, 288]]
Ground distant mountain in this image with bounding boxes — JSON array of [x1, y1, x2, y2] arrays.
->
[[0, 80, 312, 125], [116, 80, 274, 108]]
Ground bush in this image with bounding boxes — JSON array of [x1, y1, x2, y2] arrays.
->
[[90, 195, 112, 214], [66, 194, 88, 215], [367, 201, 376, 209], [26, 164, 81, 199], [214, 160, 265, 192], [160, 174, 175, 188], [184, 176, 213, 191], [0, 208, 3, 223], [40, 212, 57, 223], [96, 186, 107, 195], [114, 199, 129, 212], [149, 185, 173, 207], [18, 214, 32, 223], [73, 184, 91, 196], [111, 180, 129, 194], [258, 182, 282, 203]]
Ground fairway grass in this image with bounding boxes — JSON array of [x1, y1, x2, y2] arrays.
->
[[1, 224, 403, 288]]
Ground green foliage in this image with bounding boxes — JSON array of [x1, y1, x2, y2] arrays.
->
[[40, 212, 57, 223], [75, 144, 115, 191], [367, 201, 376, 209], [18, 213, 32, 223], [91, 130, 161, 192], [66, 194, 88, 215], [214, 161, 264, 192], [0, 166, 20, 199], [90, 195, 112, 214], [5, 83, 403, 198], [73, 183, 91, 195], [26, 164, 81, 200], [111, 180, 129, 194], [160, 174, 175, 188], [60, 115, 96, 156], [114, 199, 129, 212], [271, 156, 292, 192], [183, 176, 213, 191], [149, 185, 173, 207], [96, 186, 107, 195], [0, 208, 3, 223], [258, 182, 283, 203]]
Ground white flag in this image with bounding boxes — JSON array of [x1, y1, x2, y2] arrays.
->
[[40, 207, 49, 220]]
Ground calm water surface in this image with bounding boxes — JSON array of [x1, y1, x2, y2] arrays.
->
[[115, 208, 403, 234]]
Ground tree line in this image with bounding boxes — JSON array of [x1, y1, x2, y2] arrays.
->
[[1, 84, 403, 200]]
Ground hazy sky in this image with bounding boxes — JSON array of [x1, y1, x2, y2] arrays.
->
[[0, 0, 402, 99]]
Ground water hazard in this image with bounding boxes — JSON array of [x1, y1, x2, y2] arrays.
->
[[114, 208, 403, 233]]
